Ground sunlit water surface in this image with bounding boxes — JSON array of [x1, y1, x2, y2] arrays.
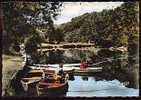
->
[[66, 76, 139, 97]]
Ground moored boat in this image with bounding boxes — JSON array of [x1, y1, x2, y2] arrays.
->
[[74, 67, 103, 76], [36, 74, 69, 96], [20, 70, 42, 92], [20, 70, 53, 93], [28, 65, 74, 74], [28, 65, 75, 80]]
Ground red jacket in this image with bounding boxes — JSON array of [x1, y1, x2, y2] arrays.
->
[[80, 62, 87, 69]]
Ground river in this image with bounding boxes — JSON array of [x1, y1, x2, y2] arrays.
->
[[66, 76, 138, 97], [10, 48, 139, 97], [38, 48, 139, 97]]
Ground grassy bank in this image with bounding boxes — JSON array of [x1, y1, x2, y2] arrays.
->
[[2, 54, 23, 96]]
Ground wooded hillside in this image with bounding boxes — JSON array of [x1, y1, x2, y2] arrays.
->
[[59, 2, 139, 48]]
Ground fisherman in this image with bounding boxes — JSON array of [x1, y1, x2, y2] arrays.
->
[[80, 58, 87, 70]]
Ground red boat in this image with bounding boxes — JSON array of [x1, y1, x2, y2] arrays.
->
[[36, 74, 69, 96]]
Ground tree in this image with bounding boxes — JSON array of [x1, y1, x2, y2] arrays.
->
[[59, 2, 138, 49], [126, 2, 139, 89], [2, 2, 62, 54]]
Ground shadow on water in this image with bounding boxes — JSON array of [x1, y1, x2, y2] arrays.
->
[[46, 50, 64, 64], [81, 76, 88, 81]]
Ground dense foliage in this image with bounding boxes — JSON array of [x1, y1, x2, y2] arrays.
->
[[1, 2, 139, 53], [2, 2, 62, 54], [59, 2, 139, 48]]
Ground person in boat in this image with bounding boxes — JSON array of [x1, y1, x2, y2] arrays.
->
[[57, 63, 65, 83], [80, 58, 88, 70], [58, 63, 65, 76]]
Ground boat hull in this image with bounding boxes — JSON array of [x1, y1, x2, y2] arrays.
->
[[21, 79, 40, 91], [20, 69, 43, 95], [36, 74, 69, 96], [28, 66, 74, 74], [74, 67, 102, 76], [21, 79, 40, 96], [37, 82, 69, 96]]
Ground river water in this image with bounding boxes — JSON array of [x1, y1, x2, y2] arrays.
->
[[66, 76, 138, 97], [31, 48, 139, 97], [10, 48, 139, 97]]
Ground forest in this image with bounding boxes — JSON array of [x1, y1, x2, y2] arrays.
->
[[1, 2, 139, 54], [59, 2, 139, 48]]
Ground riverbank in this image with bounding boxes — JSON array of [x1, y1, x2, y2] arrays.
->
[[2, 54, 23, 96]]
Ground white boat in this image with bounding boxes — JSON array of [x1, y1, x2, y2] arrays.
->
[[28, 64, 75, 74], [28, 63, 102, 75]]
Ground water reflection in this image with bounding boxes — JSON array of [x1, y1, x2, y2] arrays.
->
[[67, 76, 139, 97], [37, 48, 138, 89], [39, 49, 98, 64], [81, 76, 88, 81], [44, 50, 64, 64]]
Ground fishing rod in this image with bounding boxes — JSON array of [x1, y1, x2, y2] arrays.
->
[[90, 55, 134, 67]]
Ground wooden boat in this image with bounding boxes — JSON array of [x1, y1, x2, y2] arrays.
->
[[29, 65, 75, 81], [74, 67, 103, 76], [28, 65, 74, 74], [20, 69, 53, 94], [28, 64, 102, 76], [36, 74, 69, 96], [28, 65, 75, 80]]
